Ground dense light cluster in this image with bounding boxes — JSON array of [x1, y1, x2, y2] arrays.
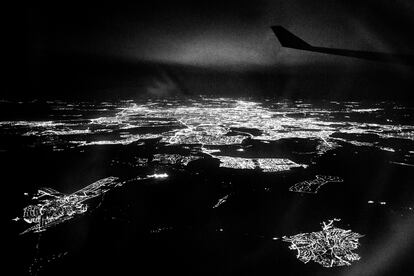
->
[[19, 174, 169, 234], [1, 98, 412, 158], [152, 154, 202, 166], [283, 219, 364, 267], [217, 156, 306, 171], [289, 175, 344, 194], [21, 177, 120, 234]]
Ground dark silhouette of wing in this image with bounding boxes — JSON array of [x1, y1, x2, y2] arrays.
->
[[271, 26, 414, 66]]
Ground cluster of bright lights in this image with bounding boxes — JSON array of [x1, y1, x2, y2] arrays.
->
[[19, 174, 169, 234], [213, 194, 229, 208], [1, 98, 412, 157], [152, 154, 201, 166], [147, 173, 169, 179], [217, 156, 306, 172], [20, 177, 120, 234], [282, 219, 364, 267], [289, 175, 344, 194]]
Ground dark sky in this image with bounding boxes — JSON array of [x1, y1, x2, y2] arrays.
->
[[23, 0, 414, 68], [6, 0, 414, 99]]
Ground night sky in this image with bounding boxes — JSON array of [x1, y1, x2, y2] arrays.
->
[[6, 0, 414, 100]]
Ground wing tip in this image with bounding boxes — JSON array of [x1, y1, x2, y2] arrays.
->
[[271, 26, 311, 49]]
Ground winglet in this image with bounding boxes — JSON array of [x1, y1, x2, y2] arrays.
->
[[271, 26, 312, 49]]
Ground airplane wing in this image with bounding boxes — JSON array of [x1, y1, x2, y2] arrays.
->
[[271, 26, 414, 66]]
